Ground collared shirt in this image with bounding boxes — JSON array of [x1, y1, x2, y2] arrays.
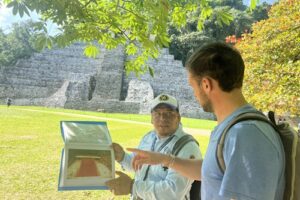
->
[[120, 124, 202, 200], [201, 104, 285, 200]]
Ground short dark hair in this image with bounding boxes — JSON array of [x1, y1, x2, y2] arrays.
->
[[185, 42, 245, 92]]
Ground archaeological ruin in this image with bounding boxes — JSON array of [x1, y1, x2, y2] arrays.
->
[[0, 43, 215, 119]]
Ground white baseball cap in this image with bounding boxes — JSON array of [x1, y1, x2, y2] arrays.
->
[[151, 94, 179, 111]]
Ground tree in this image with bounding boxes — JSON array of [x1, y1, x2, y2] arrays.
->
[[210, 0, 246, 10], [2, 0, 259, 75], [168, 0, 259, 64], [0, 20, 37, 66], [251, 2, 271, 22], [236, 0, 300, 116], [169, 32, 213, 64]]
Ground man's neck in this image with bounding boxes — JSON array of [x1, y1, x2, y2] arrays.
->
[[157, 131, 175, 139], [213, 89, 248, 124], [156, 128, 178, 139]]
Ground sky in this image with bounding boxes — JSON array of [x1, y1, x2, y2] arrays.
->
[[243, 0, 276, 4], [0, 1, 58, 35], [0, 0, 277, 34]]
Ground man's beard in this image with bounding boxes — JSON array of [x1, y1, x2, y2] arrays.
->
[[202, 100, 213, 112], [201, 93, 213, 113]]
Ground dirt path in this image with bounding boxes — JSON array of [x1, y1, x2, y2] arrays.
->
[[16, 108, 211, 136]]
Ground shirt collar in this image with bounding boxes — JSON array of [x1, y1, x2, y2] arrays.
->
[[213, 104, 256, 133]]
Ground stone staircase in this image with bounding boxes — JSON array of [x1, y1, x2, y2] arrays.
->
[[0, 43, 101, 102], [0, 43, 215, 119], [123, 48, 215, 119]]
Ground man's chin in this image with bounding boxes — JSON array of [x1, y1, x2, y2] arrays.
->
[[202, 102, 213, 113], [157, 129, 172, 137]]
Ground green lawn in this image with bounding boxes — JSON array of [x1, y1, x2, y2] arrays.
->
[[0, 105, 214, 199]]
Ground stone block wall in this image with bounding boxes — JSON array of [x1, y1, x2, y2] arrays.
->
[[93, 46, 125, 100], [0, 43, 215, 120], [123, 48, 215, 119], [0, 43, 100, 100]]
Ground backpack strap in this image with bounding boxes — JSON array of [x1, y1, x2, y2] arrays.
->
[[172, 134, 199, 156], [171, 134, 201, 200], [164, 134, 199, 170], [216, 112, 278, 174]]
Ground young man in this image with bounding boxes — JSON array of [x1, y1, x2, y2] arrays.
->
[[105, 94, 202, 200], [129, 42, 285, 200]]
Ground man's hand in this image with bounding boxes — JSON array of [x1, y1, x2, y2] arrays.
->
[[127, 148, 169, 171], [105, 171, 133, 196], [112, 143, 125, 162]]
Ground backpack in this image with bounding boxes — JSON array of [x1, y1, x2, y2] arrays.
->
[[172, 134, 201, 200], [216, 111, 300, 200]]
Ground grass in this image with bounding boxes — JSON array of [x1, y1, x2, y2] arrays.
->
[[0, 105, 214, 200]]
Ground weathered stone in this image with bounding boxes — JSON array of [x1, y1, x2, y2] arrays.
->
[[125, 80, 154, 113], [44, 81, 69, 107], [0, 43, 215, 120]]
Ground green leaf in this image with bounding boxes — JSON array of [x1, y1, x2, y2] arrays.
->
[[54, 34, 69, 48], [12, 2, 18, 15], [126, 43, 138, 55], [23, 5, 30, 16], [6, 1, 16, 8], [216, 9, 233, 26], [250, 0, 259, 11], [201, 7, 213, 19], [19, 4, 24, 17], [197, 19, 205, 31], [46, 37, 53, 49], [148, 66, 154, 77], [84, 45, 99, 58], [35, 35, 47, 51], [161, 34, 170, 47]]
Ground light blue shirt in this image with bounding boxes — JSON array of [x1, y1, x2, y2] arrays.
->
[[201, 104, 285, 200], [120, 125, 202, 200]]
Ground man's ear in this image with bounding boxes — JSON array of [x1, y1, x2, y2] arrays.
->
[[201, 77, 213, 92]]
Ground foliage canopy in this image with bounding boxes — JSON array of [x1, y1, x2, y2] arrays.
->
[[169, 1, 270, 64], [3, 0, 258, 75], [236, 0, 300, 116], [0, 21, 37, 66]]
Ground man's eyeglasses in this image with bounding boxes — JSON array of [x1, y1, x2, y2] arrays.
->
[[152, 111, 177, 119]]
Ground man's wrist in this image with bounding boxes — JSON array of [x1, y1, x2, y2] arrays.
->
[[162, 154, 175, 168]]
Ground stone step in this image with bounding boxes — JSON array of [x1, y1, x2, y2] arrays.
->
[[0, 84, 57, 98], [15, 60, 99, 73], [1, 77, 63, 87], [3, 71, 58, 81], [4, 73, 91, 84], [4, 67, 95, 80], [34, 54, 103, 64]]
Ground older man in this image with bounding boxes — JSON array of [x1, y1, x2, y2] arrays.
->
[[106, 93, 202, 200]]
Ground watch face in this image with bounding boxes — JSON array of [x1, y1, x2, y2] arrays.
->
[[67, 149, 112, 179]]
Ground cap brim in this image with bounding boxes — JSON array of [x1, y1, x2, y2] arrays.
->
[[151, 103, 178, 111]]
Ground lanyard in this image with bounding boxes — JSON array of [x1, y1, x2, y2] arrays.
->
[[143, 134, 175, 181]]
